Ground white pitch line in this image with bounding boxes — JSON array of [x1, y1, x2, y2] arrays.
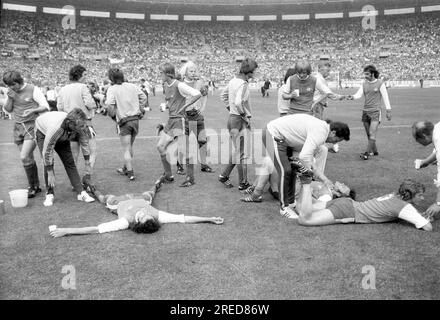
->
[[0, 124, 413, 147]]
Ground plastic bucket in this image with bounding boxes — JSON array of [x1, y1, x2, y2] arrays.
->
[[9, 189, 28, 208]]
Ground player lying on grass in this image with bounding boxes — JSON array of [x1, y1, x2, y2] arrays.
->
[[296, 173, 433, 231], [49, 178, 224, 238]]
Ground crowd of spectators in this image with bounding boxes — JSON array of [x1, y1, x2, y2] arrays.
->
[[1, 10, 439, 87]]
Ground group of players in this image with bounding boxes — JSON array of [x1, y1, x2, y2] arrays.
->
[[1, 57, 437, 238]]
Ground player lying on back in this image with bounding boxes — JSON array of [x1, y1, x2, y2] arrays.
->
[[296, 173, 433, 231], [49, 178, 224, 238]]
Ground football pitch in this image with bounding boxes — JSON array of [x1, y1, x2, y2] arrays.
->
[[1, 87, 440, 300]]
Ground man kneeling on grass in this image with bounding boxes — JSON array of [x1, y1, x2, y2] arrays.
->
[[49, 178, 224, 237], [296, 172, 433, 231]]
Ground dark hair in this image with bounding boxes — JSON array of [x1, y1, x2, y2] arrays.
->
[[284, 68, 296, 84], [363, 65, 379, 79], [398, 179, 425, 201], [329, 121, 350, 141], [108, 68, 124, 85], [348, 190, 356, 200], [160, 63, 176, 79], [140, 78, 145, 82], [129, 218, 161, 234], [412, 121, 434, 140], [239, 58, 258, 75], [3, 70, 24, 86], [69, 65, 86, 81], [295, 60, 312, 75]]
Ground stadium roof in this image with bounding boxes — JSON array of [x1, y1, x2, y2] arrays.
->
[[4, 0, 439, 15]]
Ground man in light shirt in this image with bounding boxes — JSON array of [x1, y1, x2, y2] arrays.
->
[[412, 121, 440, 220], [296, 175, 432, 231], [277, 68, 296, 117], [105, 68, 147, 181], [57, 65, 97, 177], [265, 114, 350, 218], [347, 65, 392, 160], [218, 58, 258, 190]]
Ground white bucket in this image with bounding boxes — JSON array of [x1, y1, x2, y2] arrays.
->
[[9, 189, 28, 208]]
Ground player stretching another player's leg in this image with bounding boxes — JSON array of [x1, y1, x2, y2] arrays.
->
[[347, 65, 392, 160], [157, 63, 201, 183]]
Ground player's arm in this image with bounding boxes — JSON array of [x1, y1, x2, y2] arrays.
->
[[282, 77, 295, 100], [158, 211, 223, 224], [234, 84, 249, 116], [3, 92, 13, 113], [42, 127, 65, 187], [104, 87, 117, 118], [220, 86, 229, 104], [57, 90, 64, 112], [31, 86, 50, 112], [398, 204, 432, 231], [380, 83, 392, 120], [82, 85, 97, 110], [175, 82, 201, 114], [50, 218, 129, 238], [347, 86, 363, 100]]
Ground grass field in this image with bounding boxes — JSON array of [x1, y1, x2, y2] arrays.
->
[[1, 87, 440, 300]]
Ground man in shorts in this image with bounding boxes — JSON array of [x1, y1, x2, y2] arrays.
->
[[296, 173, 432, 231], [3, 70, 50, 198]]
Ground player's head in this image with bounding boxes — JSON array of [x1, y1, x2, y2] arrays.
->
[[63, 108, 90, 138], [69, 65, 87, 83], [283, 68, 296, 84], [412, 121, 434, 146], [295, 60, 312, 80], [239, 58, 258, 79], [180, 61, 197, 81], [332, 181, 356, 200], [318, 61, 332, 78], [108, 68, 124, 85], [363, 65, 379, 81], [3, 70, 24, 91], [130, 208, 161, 234], [398, 179, 425, 205], [160, 63, 176, 82], [326, 120, 350, 143]]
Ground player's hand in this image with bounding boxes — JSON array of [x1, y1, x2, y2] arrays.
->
[[22, 109, 34, 117], [210, 217, 224, 225], [323, 179, 334, 192], [426, 203, 440, 217], [47, 171, 56, 188], [7, 89, 17, 100], [50, 228, 69, 238], [386, 110, 392, 121]]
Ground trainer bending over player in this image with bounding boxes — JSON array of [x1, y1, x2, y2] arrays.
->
[[296, 173, 432, 231], [50, 179, 224, 237]]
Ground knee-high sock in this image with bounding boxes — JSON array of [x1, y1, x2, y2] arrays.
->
[[161, 154, 172, 177], [371, 139, 378, 154], [367, 139, 375, 154], [32, 162, 40, 187]]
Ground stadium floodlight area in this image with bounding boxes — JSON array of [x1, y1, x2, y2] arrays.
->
[[421, 5, 440, 12], [116, 12, 145, 19], [2, 3, 36, 12], [125, 0, 355, 4], [384, 7, 415, 15]]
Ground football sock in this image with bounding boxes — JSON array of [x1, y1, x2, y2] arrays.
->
[[24, 162, 38, 188], [161, 154, 172, 178]]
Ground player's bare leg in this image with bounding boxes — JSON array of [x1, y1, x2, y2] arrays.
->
[[157, 131, 175, 181], [369, 120, 380, 156]]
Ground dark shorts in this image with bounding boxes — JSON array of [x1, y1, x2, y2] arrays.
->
[[13, 121, 35, 145], [118, 119, 139, 137], [326, 198, 356, 220], [227, 114, 246, 132], [185, 112, 206, 142], [362, 110, 381, 123], [164, 117, 185, 138]]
